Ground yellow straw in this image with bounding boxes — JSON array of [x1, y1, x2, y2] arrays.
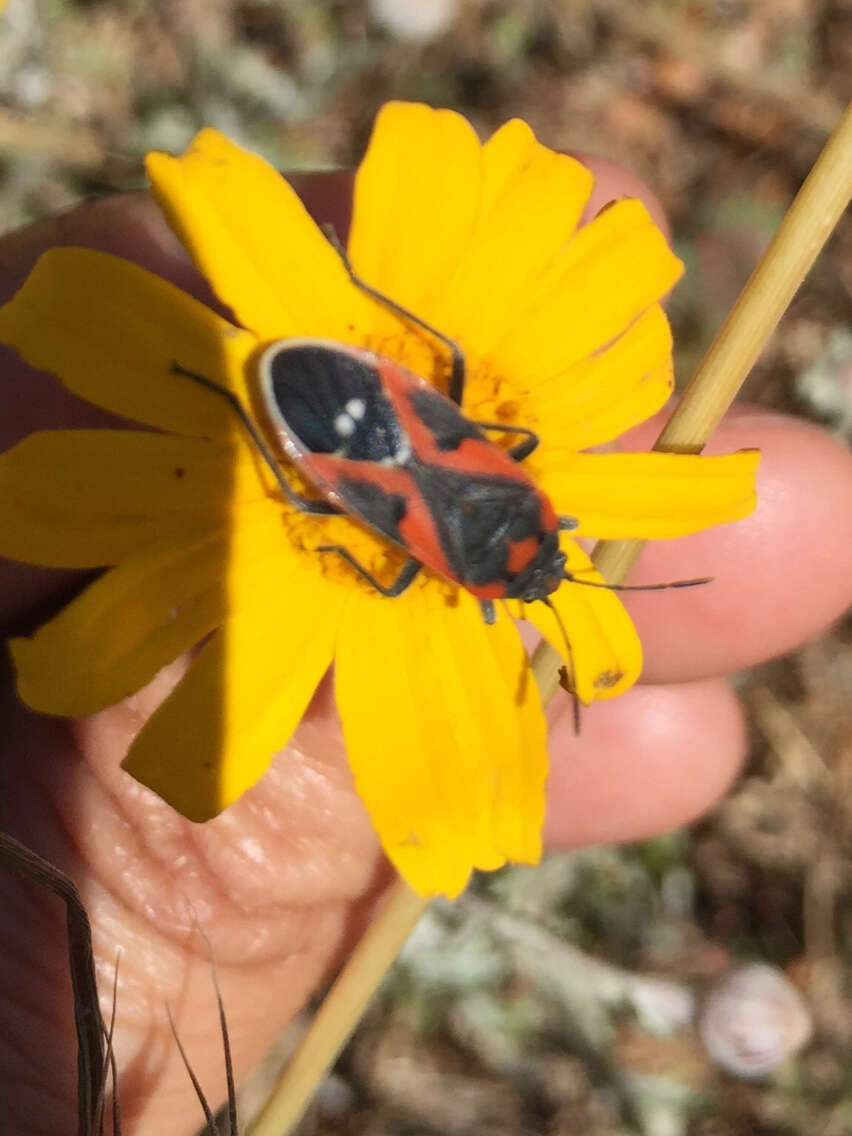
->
[[247, 100, 852, 1136], [247, 881, 425, 1134], [592, 99, 852, 590]]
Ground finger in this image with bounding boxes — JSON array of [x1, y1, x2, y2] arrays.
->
[[0, 662, 386, 1135], [287, 169, 354, 241], [0, 658, 747, 1130], [617, 405, 852, 684], [0, 192, 206, 309], [574, 151, 670, 237], [544, 676, 747, 846], [0, 655, 742, 1132]]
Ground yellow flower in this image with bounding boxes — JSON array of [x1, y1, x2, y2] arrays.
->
[[0, 103, 758, 898]]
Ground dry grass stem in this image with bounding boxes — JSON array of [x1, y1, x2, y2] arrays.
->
[[0, 831, 110, 1136], [540, 96, 852, 676], [246, 881, 426, 1136], [657, 98, 852, 452]]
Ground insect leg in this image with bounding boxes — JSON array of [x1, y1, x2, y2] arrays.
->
[[542, 596, 582, 734], [557, 664, 582, 735], [469, 420, 540, 462], [322, 223, 467, 407], [315, 546, 422, 597], [171, 364, 341, 515], [479, 600, 496, 625]]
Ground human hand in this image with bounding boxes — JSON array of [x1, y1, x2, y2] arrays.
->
[[0, 164, 849, 1135]]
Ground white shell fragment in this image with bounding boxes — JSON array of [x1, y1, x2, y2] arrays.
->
[[698, 963, 813, 1079], [369, 0, 458, 42]]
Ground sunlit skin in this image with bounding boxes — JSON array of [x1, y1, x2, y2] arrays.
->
[[0, 164, 850, 1135]]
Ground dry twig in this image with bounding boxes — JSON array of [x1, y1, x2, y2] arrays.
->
[[0, 831, 110, 1136]]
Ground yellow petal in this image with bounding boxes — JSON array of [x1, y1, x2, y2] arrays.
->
[[490, 604, 550, 863], [0, 430, 267, 567], [122, 560, 342, 821], [348, 102, 482, 337], [9, 500, 289, 716], [525, 305, 675, 452], [537, 450, 761, 539], [0, 248, 257, 436], [515, 542, 642, 703], [489, 198, 683, 387], [434, 118, 594, 367], [146, 128, 374, 343], [336, 585, 547, 898]]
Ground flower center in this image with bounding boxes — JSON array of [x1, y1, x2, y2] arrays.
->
[[283, 499, 415, 591]]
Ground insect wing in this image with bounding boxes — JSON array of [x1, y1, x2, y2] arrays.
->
[[258, 339, 407, 468], [257, 340, 439, 556]]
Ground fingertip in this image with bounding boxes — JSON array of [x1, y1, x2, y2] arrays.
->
[[622, 407, 852, 682], [0, 193, 202, 306], [573, 152, 670, 239], [544, 677, 746, 847], [287, 170, 354, 242]]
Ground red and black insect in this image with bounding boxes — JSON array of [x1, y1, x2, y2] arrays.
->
[[174, 227, 705, 629]]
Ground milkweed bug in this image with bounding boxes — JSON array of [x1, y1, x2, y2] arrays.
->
[[172, 226, 709, 630]]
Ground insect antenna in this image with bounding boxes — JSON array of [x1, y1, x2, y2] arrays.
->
[[166, 1004, 223, 1134], [170, 363, 338, 516], [541, 597, 582, 734], [322, 222, 467, 405], [563, 572, 712, 593]]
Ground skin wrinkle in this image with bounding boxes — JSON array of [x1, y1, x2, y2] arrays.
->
[[59, 749, 367, 966], [0, 816, 348, 1118], [88, 884, 336, 1032], [56, 662, 378, 955], [1, 765, 370, 1129], [0, 728, 250, 1109], [33, 721, 227, 952], [107, 945, 338, 1123], [194, 743, 380, 908], [2, 665, 371, 1050], [0, 727, 208, 1035]]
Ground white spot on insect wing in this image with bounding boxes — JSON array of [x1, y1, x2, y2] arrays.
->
[[381, 437, 412, 466], [345, 398, 366, 420], [334, 413, 356, 437]]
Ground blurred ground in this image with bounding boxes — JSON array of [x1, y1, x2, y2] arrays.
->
[[1, 1, 850, 1134]]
